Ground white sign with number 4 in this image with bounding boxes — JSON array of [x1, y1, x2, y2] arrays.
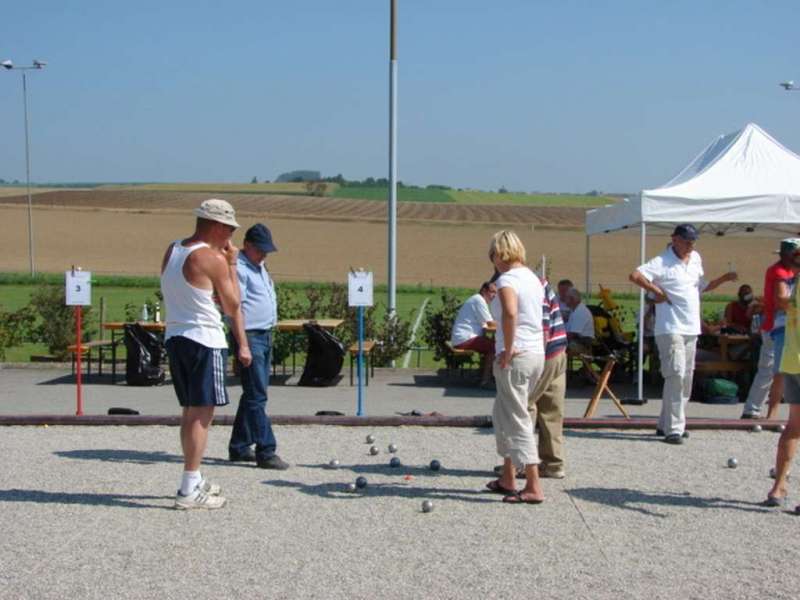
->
[[348, 271, 373, 307]]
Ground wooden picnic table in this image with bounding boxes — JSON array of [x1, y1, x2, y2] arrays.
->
[[102, 321, 166, 384], [275, 319, 345, 374]]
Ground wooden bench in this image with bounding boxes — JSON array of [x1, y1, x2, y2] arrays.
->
[[67, 340, 114, 376], [445, 342, 477, 378], [349, 340, 376, 385]]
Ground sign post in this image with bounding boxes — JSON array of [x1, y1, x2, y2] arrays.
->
[[348, 270, 373, 416], [66, 267, 91, 416]]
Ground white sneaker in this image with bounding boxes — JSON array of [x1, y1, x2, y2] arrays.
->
[[198, 479, 221, 496], [174, 488, 227, 510]]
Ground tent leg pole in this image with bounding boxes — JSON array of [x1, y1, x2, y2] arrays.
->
[[585, 234, 591, 296], [638, 223, 646, 401]]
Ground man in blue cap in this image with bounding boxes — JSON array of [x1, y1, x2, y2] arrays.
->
[[228, 223, 289, 469], [629, 224, 737, 444]]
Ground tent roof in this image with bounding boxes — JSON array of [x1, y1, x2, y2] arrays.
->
[[586, 123, 800, 235]]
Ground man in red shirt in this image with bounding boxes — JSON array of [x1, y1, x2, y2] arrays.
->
[[742, 239, 800, 419]]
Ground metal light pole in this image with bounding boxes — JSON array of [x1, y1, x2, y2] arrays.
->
[[387, 0, 398, 316], [2, 59, 46, 276]]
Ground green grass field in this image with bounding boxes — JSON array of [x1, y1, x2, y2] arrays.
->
[[331, 185, 618, 206], [331, 186, 454, 203], [99, 182, 338, 195]]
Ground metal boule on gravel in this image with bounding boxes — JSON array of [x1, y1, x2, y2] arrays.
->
[[388, 443, 398, 453], [345, 482, 357, 493], [421, 500, 434, 513], [328, 459, 340, 469], [389, 457, 401, 468], [429, 459, 442, 471], [778, 424, 786, 433], [366, 434, 376, 444], [727, 457, 738, 469], [369, 446, 379, 456], [752, 424, 763, 433], [355, 476, 368, 489]]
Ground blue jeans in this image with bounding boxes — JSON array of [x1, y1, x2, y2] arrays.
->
[[229, 330, 277, 460]]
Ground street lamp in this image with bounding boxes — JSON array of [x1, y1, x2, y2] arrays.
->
[[2, 58, 47, 276], [780, 80, 799, 91]]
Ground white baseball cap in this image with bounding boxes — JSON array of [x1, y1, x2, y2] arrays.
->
[[194, 198, 240, 228]]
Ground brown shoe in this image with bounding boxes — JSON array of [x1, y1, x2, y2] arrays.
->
[[541, 467, 566, 479]]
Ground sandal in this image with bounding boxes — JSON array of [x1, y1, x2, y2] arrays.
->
[[503, 491, 544, 505], [485, 479, 516, 495], [764, 494, 788, 507]]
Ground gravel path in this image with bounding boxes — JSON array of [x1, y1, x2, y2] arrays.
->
[[1, 425, 797, 599]]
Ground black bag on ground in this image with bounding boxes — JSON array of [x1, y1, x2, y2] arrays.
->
[[298, 323, 345, 387], [124, 323, 165, 386]]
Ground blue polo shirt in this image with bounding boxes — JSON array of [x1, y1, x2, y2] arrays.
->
[[236, 253, 277, 331]]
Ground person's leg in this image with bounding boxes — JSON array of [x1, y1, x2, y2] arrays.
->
[[656, 334, 684, 436], [181, 406, 215, 471], [677, 335, 697, 435], [493, 353, 542, 494], [534, 353, 567, 474], [768, 376, 800, 501], [255, 330, 278, 460], [743, 331, 774, 417], [767, 330, 786, 420], [229, 333, 256, 458]]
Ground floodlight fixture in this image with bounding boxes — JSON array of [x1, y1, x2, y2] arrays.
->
[[1, 59, 13, 69], [780, 80, 798, 91]]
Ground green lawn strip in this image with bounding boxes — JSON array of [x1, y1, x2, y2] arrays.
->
[[331, 186, 453, 203], [447, 190, 617, 206]]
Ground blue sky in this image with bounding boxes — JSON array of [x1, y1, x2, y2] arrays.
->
[[1, 0, 799, 193]]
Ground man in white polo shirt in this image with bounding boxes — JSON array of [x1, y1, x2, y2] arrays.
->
[[451, 282, 496, 386], [565, 288, 594, 354], [629, 224, 737, 444]]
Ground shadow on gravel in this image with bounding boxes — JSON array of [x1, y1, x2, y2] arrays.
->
[[568, 487, 770, 517], [265, 479, 497, 504], [53, 449, 240, 468], [0, 488, 171, 509], [388, 374, 495, 397], [565, 430, 659, 443], [297, 462, 493, 478]]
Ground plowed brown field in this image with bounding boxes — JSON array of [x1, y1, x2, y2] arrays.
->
[[0, 190, 785, 292]]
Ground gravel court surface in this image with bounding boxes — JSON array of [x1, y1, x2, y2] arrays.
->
[[1, 425, 798, 599]]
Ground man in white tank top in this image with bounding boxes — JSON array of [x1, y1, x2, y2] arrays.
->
[[161, 199, 252, 510]]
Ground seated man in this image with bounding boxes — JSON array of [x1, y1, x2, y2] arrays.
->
[[723, 284, 756, 334], [450, 282, 496, 386], [557, 279, 574, 324], [565, 288, 595, 354]]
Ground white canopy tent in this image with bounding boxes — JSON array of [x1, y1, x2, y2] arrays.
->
[[584, 123, 800, 400]]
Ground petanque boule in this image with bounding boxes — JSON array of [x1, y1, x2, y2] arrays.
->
[[421, 500, 434, 513], [345, 482, 357, 493], [389, 457, 401, 468], [429, 459, 442, 471], [388, 443, 398, 453], [355, 476, 368, 489], [779, 424, 786, 433], [752, 424, 763, 433], [366, 434, 376, 444], [727, 457, 738, 468], [328, 459, 340, 469], [369, 446, 379, 456]]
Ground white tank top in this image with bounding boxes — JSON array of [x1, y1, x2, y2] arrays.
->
[[161, 240, 227, 349]]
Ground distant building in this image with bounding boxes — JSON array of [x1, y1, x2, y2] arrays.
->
[[276, 170, 321, 183]]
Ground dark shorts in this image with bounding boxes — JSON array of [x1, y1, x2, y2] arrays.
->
[[166, 336, 229, 408]]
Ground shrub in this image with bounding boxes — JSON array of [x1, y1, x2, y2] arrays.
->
[[420, 289, 463, 363], [28, 286, 93, 359], [0, 305, 36, 360]]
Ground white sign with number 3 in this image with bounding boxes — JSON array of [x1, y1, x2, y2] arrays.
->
[[65, 270, 92, 306], [348, 271, 373, 307]]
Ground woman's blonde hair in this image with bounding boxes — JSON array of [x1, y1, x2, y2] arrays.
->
[[489, 230, 526, 264]]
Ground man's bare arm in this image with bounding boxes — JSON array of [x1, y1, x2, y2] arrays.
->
[[204, 244, 252, 367], [703, 271, 737, 293], [629, 271, 670, 304], [775, 281, 792, 311]]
